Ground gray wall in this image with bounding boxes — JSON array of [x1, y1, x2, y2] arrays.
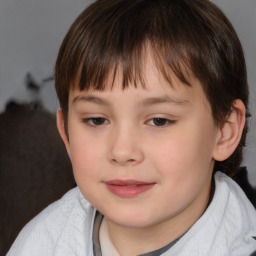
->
[[0, 0, 91, 112], [0, 0, 255, 184]]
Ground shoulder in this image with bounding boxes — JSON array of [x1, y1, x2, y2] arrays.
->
[[167, 172, 256, 256], [7, 187, 96, 256], [210, 172, 256, 255], [214, 171, 256, 224]]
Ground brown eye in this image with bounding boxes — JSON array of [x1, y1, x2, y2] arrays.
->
[[83, 117, 109, 127], [152, 118, 168, 126], [91, 118, 106, 125]]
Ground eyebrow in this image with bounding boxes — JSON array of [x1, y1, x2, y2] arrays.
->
[[72, 95, 110, 106], [72, 94, 189, 107], [141, 96, 189, 106]]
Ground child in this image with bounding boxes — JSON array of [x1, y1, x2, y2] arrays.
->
[[8, 0, 256, 255]]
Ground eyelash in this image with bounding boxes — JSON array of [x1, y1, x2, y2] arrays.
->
[[82, 117, 109, 127], [146, 118, 176, 127], [82, 117, 176, 128]]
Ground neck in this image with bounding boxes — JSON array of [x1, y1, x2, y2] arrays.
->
[[104, 172, 214, 255], [106, 175, 214, 256], [106, 189, 211, 256], [106, 219, 181, 256]]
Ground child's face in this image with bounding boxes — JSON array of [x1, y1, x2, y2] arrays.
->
[[59, 55, 220, 232]]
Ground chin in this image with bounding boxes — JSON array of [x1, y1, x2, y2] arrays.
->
[[105, 209, 162, 229]]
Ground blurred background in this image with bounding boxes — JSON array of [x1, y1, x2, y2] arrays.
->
[[0, 0, 255, 254]]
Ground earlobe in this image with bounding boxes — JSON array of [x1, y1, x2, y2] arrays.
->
[[213, 99, 246, 161], [56, 109, 71, 157]]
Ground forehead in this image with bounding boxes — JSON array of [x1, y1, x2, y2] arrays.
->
[[72, 41, 195, 94], [74, 47, 194, 92], [69, 53, 208, 111]]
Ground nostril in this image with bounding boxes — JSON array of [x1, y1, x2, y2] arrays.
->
[[111, 158, 135, 164]]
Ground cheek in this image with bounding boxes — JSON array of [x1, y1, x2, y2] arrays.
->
[[68, 133, 103, 178], [150, 135, 201, 173], [69, 140, 103, 200], [150, 137, 213, 213], [150, 124, 215, 184]]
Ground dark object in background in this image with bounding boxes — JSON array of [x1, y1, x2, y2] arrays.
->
[[234, 166, 256, 208], [0, 101, 75, 255], [251, 250, 256, 256]]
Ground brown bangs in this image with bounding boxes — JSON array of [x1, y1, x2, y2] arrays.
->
[[55, 0, 206, 99], [55, 0, 248, 125]]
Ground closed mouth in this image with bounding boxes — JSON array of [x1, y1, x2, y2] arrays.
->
[[104, 180, 156, 197]]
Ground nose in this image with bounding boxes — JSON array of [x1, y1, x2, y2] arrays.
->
[[107, 126, 144, 166]]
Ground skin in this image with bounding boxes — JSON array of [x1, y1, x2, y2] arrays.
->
[[57, 53, 245, 255]]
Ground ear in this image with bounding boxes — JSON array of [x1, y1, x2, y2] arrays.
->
[[213, 99, 246, 161], [56, 109, 71, 157]]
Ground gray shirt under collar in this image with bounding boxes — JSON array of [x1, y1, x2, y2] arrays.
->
[[92, 212, 182, 256]]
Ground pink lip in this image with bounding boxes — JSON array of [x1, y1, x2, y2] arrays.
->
[[104, 180, 155, 198]]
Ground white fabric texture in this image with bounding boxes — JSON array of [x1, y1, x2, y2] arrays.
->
[[163, 172, 256, 256], [7, 188, 96, 256], [7, 172, 256, 256]]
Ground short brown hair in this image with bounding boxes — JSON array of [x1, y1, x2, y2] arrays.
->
[[55, 0, 249, 177]]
